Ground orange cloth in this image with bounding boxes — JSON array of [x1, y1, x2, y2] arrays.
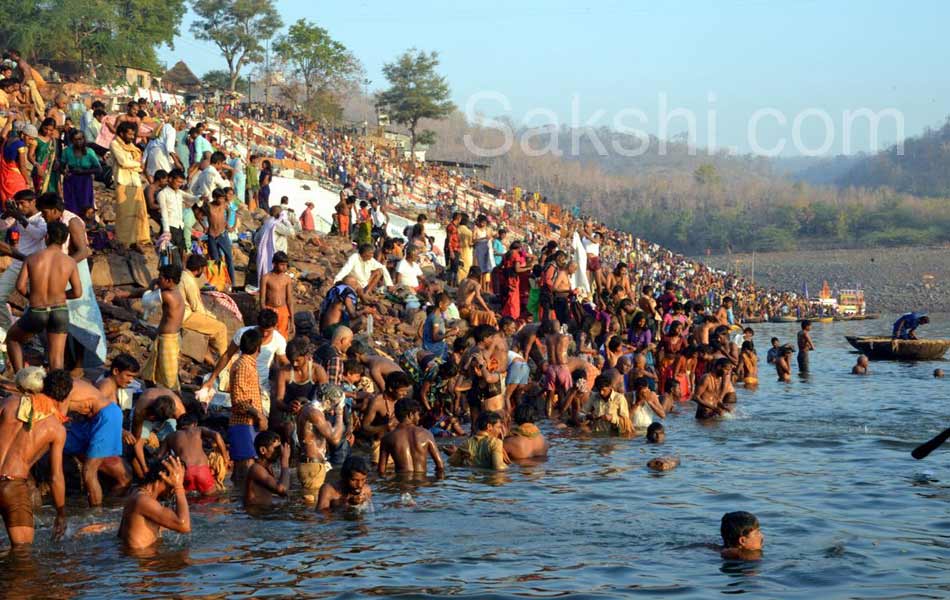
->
[[267, 304, 291, 339]]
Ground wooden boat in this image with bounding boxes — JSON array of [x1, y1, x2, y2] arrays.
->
[[815, 316, 835, 323], [845, 336, 950, 360], [770, 315, 798, 323]]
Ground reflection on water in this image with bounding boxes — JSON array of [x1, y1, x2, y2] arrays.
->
[[3, 316, 950, 598]]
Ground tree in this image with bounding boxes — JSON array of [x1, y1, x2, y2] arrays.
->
[[190, 0, 282, 92], [202, 69, 248, 92], [377, 49, 455, 161], [273, 19, 361, 107]]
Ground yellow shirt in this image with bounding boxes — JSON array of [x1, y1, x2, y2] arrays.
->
[[110, 139, 143, 187], [451, 432, 507, 469], [583, 391, 631, 434], [180, 270, 211, 320]]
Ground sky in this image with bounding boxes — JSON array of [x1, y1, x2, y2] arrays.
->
[[159, 0, 950, 156]]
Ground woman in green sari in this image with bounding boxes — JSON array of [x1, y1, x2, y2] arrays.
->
[[30, 117, 58, 193]]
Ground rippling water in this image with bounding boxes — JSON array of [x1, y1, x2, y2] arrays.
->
[[4, 316, 950, 598]]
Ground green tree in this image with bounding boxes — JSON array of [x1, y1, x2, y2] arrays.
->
[[190, 0, 282, 92], [202, 69, 248, 91], [693, 163, 720, 186], [377, 49, 455, 161], [273, 19, 360, 107]]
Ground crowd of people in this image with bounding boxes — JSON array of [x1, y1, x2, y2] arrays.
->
[[0, 52, 776, 559]]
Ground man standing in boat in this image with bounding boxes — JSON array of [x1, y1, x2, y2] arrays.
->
[[892, 312, 929, 340]]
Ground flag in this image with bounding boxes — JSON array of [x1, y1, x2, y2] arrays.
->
[[802, 281, 809, 298]]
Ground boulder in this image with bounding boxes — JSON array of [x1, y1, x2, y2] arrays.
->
[[180, 329, 210, 362]]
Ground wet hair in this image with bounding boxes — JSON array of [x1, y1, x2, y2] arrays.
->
[[468, 265, 482, 278], [384, 371, 412, 392], [115, 121, 137, 137], [475, 410, 502, 431], [646, 422, 664, 442], [741, 341, 755, 353], [151, 395, 178, 421], [37, 192, 65, 212], [721, 511, 760, 547], [801, 320, 811, 329], [341, 455, 370, 480], [254, 430, 281, 456], [394, 399, 421, 422], [743, 327, 754, 335], [257, 308, 278, 329], [343, 359, 364, 376], [285, 337, 309, 362], [632, 376, 650, 390], [186, 254, 208, 271], [177, 413, 198, 429], [593, 374, 613, 391], [45, 221, 69, 246], [513, 402, 537, 425], [272, 251, 289, 265], [110, 353, 140, 374], [158, 263, 182, 284], [471, 324, 498, 344], [240, 328, 263, 354], [607, 336, 623, 352], [42, 369, 74, 402], [770, 337, 779, 344]]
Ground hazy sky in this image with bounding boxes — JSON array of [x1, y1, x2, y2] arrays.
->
[[160, 0, 949, 156]]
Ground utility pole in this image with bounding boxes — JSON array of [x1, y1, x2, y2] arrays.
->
[[264, 39, 270, 106]]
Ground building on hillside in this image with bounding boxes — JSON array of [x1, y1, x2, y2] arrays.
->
[[118, 66, 155, 90], [161, 61, 202, 95]]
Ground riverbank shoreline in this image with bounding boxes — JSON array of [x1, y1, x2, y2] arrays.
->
[[699, 246, 950, 313]]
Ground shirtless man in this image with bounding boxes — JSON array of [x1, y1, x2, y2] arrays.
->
[[361, 371, 412, 464], [97, 354, 140, 414], [638, 285, 661, 329], [378, 399, 444, 476], [118, 456, 190, 549], [159, 413, 229, 496], [512, 321, 544, 366], [320, 276, 363, 337], [206, 187, 235, 289], [6, 221, 81, 372], [259, 251, 295, 339], [457, 266, 497, 327], [317, 455, 373, 512], [295, 386, 345, 501], [244, 430, 291, 507], [692, 303, 718, 346], [693, 358, 733, 420], [128, 389, 186, 478], [797, 320, 815, 374], [348, 341, 404, 393], [715, 297, 735, 327], [541, 318, 572, 416], [504, 402, 549, 460], [852, 355, 869, 375], [0, 369, 71, 545]]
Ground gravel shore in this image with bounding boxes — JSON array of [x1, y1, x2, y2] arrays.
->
[[700, 246, 950, 313]]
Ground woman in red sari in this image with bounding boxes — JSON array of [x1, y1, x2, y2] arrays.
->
[[0, 125, 33, 205]]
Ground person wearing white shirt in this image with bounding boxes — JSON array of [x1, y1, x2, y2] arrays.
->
[[157, 169, 198, 263], [370, 198, 388, 239], [190, 151, 230, 199], [0, 192, 47, 330], [395, 247, 425, 291], [333, 243, 393, 294], [144, 121, 180, 179]]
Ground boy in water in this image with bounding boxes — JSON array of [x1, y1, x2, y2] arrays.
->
[[797, 320, 815, 374], [317, 455, 373, 512], [160, 413, 230, 495], [378, 399, 445, 476], [720, 511, 764, 560], [766, 337, 781, 364], [244, 430, 291, 507], [118, 456, 191, 550], [776, 346, 794, 382], [646, 422, 665, 443], [851, 355, 869, 375]]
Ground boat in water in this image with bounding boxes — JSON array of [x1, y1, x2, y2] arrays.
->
[[770, 315, 799, 323], [844, 336, 950, 360]]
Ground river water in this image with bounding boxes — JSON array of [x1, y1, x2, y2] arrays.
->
[[3, 316, 950, 598]]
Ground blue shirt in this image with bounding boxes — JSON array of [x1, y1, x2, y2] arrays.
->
[[893, 312, 924, 338]]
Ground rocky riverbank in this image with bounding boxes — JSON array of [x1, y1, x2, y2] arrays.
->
[[700, 246, 950, 313]]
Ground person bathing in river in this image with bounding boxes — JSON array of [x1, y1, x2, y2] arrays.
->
[[720, 511, 764, 561], [797, 320, 815, 374], [775, 346, 794, 382], [244, 430, 291, 508], [378, 399, 445, 477], [317, 455, 373, 512], [504, 402, 549, 460], [737, 341, 758, 385], [118, 456, 191, 550], [852, 355, 870, 375]]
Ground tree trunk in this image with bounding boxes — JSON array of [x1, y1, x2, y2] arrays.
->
[[409, 122, 417, 164]]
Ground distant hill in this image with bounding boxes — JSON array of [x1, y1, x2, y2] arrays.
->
[[834, 117, 950, 197]]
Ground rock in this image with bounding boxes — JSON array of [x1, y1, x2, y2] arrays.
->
[[294, 310, 318, 335], [203, 293, 245, 336], [181, 329, 210, 362], [228, 292, 259, 326], [92, 254, 134, 287]]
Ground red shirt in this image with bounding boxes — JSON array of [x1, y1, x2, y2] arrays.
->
[[446, 222, 460, 253]]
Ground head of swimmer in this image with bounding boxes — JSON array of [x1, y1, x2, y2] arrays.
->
[[721, 511, 764, 552]]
